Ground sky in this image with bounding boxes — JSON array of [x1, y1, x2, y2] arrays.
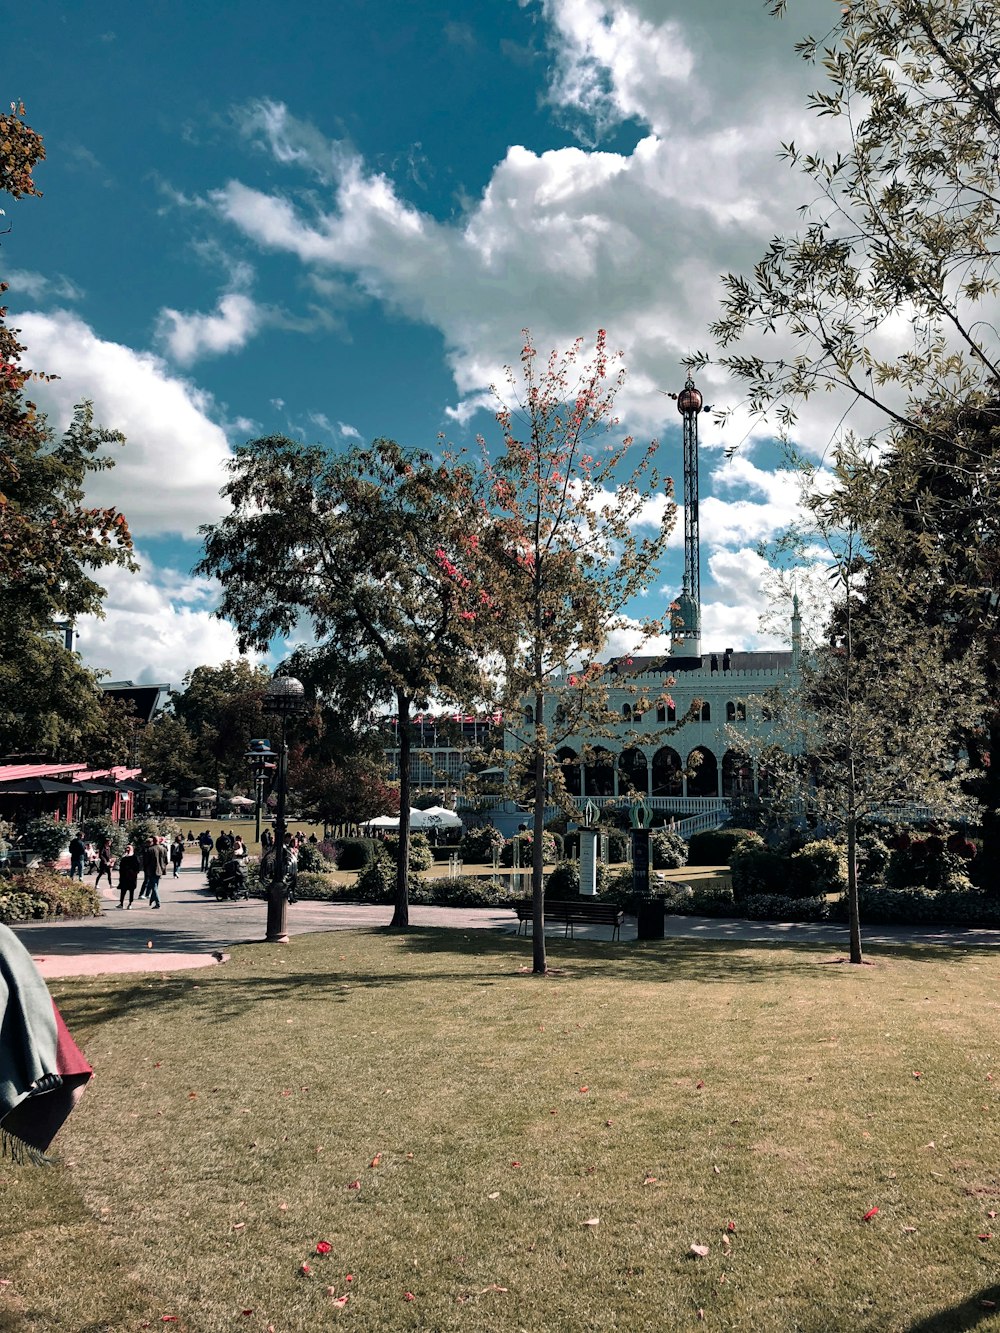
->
[[5, 0, 844, 687]]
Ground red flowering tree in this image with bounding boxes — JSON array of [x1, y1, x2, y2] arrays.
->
[[198, 437, 502, 926], [485, 331, 676, 974]]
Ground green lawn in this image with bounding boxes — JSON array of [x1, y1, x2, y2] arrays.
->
[[5, 931, 1000, 1331]]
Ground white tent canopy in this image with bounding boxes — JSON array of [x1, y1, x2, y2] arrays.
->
[[360, 807, 463, 831]]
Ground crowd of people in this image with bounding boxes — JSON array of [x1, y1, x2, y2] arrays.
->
[[61, 825, 317, 910]]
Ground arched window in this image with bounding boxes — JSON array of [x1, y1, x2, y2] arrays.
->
[[622, 703, 632, 721], [701, 702, 711, 722], [584, 747, 615, 797], [618, 747, 648, 796], [687, 746, 718, 797], [656, 704, 666, 723], [668, 702, 676, 722], [524, 704, 534, 724], [651, 746, 683, 797], [555, 747, 581, 797], [736, 701, 746, 721], [726, 701, 736, 722]]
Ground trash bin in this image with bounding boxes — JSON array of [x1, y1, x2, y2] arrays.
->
[[636, 894, 666, 940]]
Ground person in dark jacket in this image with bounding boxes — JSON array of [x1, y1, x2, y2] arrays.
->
[[117, 845, 141, 909], [142, 837, 168, 909], [67, 833, 87, 881], [94, 840, 115, 889]]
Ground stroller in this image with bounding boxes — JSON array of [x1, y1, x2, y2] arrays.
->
[[212, 858, 249, 901]]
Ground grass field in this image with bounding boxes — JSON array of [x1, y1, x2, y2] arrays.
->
[[5, 931, 1000, 1331]]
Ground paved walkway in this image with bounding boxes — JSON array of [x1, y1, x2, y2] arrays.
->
[[10, 864, 1000, 978]]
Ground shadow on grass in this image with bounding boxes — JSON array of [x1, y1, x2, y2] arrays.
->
[[50, 926, 952, 1037], [906, 1285, 1000, 1331]]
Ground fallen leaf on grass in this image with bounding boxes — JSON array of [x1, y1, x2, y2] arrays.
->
[[726, 1221, 736, 1233], [404, 1292, 415, 1301], [721, 1234, 731, 1249], [581, 1218, 600, 1227], [487, 1192, 500, 1200], [231, 1222, 246, 1231], [478, 1284, 509, 1295], [347, 1180, 361, 1190], [511, 1161, 521, 1168], [316, 1241, 332, 1255], [978, 1233, 993, 1241], [696, 1081, 705, 1090], [642, 1176, 657, 1186], [240, 1311, 254, 1318], [369, 1153, 382, 1168], [689, 1244, 709, 1258], [862, 1207, 879, 1222], [278, 1203, 288, 1212], [579, 1086, 589, 1093], [300, 1263, 313, 1276], [981, 1300, 997, 1309], [902, 1226, 917, 1234]]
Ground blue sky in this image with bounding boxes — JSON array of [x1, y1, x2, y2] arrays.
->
[[6, 0, 841, 685]]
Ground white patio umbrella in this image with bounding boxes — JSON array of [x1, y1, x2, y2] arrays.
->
[[227, 795, 255, 808], [416, 805, 463, 828]]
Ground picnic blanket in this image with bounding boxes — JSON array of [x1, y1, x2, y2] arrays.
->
[[0, 922, 92, 1161]]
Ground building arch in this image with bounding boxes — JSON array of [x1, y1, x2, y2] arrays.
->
[[687, 746, 719, 797], [555, 746, 581, 797], [722, 749, 752, 798], [621, 703, 632, 722], [584, 747, 615, 797], [651, 746, 683, 797], [618, 747, 648, 796]]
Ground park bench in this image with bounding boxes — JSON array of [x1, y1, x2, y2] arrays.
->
[[513, 898, 624, 941]]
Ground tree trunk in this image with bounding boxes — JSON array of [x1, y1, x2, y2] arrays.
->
[[390, 692, 412, 929], [846, 807, 863, 965], [531, 693, 547, 974]]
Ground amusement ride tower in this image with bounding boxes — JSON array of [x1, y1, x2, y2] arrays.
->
[[670, 376, 710, 657]]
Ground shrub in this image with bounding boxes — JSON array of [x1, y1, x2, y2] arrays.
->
[[741, 893, 829, 922], [296, 843, 329, 873], [335, 838, 382, 871], [24, 815, 71, 864], [885, 837, 971, 891], [501, 830, 559, 867], [651, 828, 688, 869], [0, 870, 101, 921], [382, 833, 433, 871], [82, 815, 128, 857], [687, 828, 763, 865], [461, 824, 506, 863], [544, 859, 608, 897], [660, 882, 737, 917], [412, 876, 521, 909], [317, 839, 340, 866], [730, 847, 792, 899], [829, 885, 1000, 927], [126, 816, 181, 848], [354, 859, 420, 904], [790, 839, 846, 895], [0, 892, 43, 923], [293, 871, 342, 901]]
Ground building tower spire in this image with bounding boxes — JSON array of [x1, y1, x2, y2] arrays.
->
[[672, 376, 704, 657]]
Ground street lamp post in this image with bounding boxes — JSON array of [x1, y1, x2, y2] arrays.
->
[[261, 674, 307, 943]]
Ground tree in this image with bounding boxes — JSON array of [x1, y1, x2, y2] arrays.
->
[[742, 466, 980, 963], [711, 0, 1000, 438], [136, 711, 201, 794], [0, 106, 134, 760], [291, 749, 399, 829], [169, 660, 274, 794], [484, 330, 675, 974], [705, 0, 1000, 887], [198, 437, 501, 926]]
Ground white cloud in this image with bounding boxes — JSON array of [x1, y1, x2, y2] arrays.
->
[[15, 310, 233, 538], [155, 291, 263, 365], [3, 269, 83, 302], [75, 555, 253, 687]]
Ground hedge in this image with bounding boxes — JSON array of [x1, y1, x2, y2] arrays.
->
[[687, 828, 762, 866], [0, 870, 102, 924], [334, 838, 383, 871]]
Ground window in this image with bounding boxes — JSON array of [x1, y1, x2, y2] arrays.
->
[[656, 704, 666, 723], [726, 701, 736, 722], [524, 705, 534, 724], [701, 702, 711, 722], [622, 703, 632, 721]]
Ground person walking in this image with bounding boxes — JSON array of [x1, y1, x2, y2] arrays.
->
[[94, 839, 115, 890], [67, 831, 87, 881], [117, 844, 141, 909], [198, 829, 213, 872], [142, 837, 168, 909], [169, 835, 185, 878]]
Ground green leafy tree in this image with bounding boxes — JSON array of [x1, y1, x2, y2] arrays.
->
[[740, 477, 980, 964], [711, 0, 1000, 437], [198, 437, 502, 927], [0, 107, 134, 759], [136, 711, 201, 794], [485, 330, 675, 974], [168, 660, 273, 793]]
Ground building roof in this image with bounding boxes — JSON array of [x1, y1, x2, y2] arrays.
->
[[607, 650, 794, 676]]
